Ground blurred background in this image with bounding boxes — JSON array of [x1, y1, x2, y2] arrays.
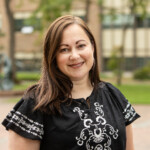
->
[[0, 0, 150, 149]]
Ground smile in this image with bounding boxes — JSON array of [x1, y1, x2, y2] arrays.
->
[[68, 62, 84, 68]]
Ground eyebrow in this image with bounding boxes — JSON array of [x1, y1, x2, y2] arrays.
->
[[59, 44, 69, 47], [60, 40, 86, 47], [76, 40, 86, 44]]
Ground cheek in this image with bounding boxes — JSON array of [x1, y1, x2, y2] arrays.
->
[[84, 50, 94, 61], [84, 45, 94, 59], [56, 55, 68, 69]]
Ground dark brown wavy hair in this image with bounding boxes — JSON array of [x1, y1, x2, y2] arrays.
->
[[24, 15, 100, 114]]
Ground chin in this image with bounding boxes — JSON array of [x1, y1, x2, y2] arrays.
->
[[69, 74, 89, 81]]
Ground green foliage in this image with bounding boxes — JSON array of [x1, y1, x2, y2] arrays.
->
[[133, 63, 150, 80], [30, 0, 73, 29], [107, 47, 125, 85], [16, 72, 40, 81], [0, 31, 5, 37], [98, 0, 104, 5], [107, 50, 118, 71], [107, 46, 123, 73], [0, 30, 5, 50], [24, 18, 42, 31], [128, 0, 149, 17]]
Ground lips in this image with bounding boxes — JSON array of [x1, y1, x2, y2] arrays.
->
[[68, 62, 84, 68]]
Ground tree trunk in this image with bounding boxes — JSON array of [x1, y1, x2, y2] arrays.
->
[[85, 0, 90, 23], [110, 0, 115, 48], [144, 18, 149, 65], [99, 3, 103, 71], [4, 0, 16, 81], [132, 13, 137, 70], [87, 0, 102, 72], [117, 24, 127, 86]]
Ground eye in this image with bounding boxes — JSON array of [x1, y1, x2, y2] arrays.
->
[[59, 48, 69, 53], [78, 44, 86, 49]]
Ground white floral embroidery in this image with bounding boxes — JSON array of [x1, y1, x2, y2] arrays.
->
[[123, 103, 137, 122], [73, 102, 118, 150], [5, 109, 44, 139]]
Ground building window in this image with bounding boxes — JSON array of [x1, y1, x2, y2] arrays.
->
[[14, 18, 42, 32], [103, 57, 150, 71], [102, 14, 134, 28], [102, 14, 150, 28], [136, 15, 150, 28]]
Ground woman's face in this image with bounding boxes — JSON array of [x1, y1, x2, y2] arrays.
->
[[56, 24, 94, 82]]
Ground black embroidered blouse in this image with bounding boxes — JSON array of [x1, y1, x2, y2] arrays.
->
[[2, 82, 140, 150]]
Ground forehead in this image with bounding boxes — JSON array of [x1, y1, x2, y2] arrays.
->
[[61, 24, 90, 42]]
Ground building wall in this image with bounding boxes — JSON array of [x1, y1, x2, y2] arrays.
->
[[0, 0, 40, 59], [102, 0, 150, 70], [103, 29, 150, 57], [10, 0, 39, 12]]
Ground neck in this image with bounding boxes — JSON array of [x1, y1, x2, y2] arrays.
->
[[71, 77, 93, 99]]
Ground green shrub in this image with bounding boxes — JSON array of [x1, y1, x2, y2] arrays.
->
[[133, 63, 150, 80]]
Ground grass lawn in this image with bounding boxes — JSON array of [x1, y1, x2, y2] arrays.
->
[[9, 81, 150, 105], [13, 81, 37, 91], [101, 74, 150, 104], [115, 84, 150, 104], [6, 71, 150, 105]]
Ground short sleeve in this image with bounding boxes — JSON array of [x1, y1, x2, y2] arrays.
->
[[105, 82, 140, 126], [2, 98, 44, 140]]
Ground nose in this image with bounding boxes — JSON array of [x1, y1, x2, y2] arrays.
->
[[69, 49, 80, 60]]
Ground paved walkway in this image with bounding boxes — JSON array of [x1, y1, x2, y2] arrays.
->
[[0, 97, 150, 150]]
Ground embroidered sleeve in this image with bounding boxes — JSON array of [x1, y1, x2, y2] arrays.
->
[[123, 102, 139, 125], [2, 98, 44, 140], [105, 82, 140, 126]]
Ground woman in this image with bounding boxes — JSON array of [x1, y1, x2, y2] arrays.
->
[[2, 15, 140, 150]]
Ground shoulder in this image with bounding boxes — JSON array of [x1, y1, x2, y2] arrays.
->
[[97, 81, 119, 93], [97, 81, 126, 101], [96, 81, 140, 125], [2, 96, 44, 140], [23, 83, 40, 101]]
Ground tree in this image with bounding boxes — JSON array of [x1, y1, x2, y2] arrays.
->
[[86, 0, 102, 72], [30, 0, 73, 30], [3, 0, 16, 82], [85, 0, 90, 23], [0, 31, 5, 51]]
